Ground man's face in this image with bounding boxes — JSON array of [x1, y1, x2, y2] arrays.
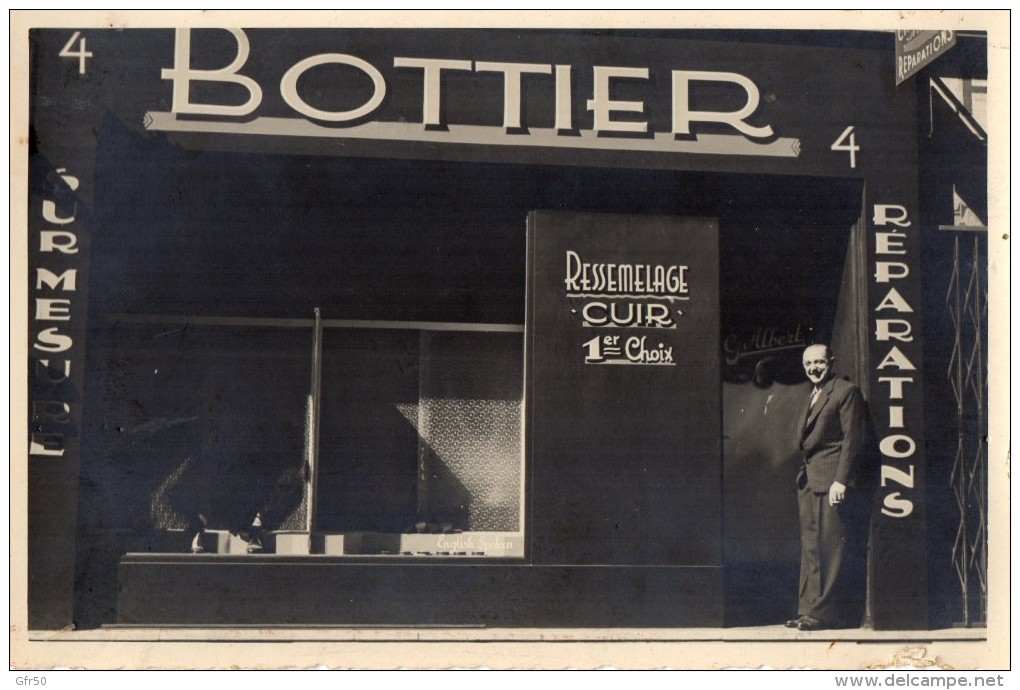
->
[[802, 345, 832, 386]]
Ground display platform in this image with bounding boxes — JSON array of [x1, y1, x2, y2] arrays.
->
[[178, 529, 524, 557], [117, 555, 724, 627]]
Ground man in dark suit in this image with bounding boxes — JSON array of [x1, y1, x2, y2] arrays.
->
[[786, 344, 871, 631]]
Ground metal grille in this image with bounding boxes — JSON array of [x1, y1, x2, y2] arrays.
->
[[946, 233, 988, 626]]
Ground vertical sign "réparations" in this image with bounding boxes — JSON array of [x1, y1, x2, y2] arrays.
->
[[871, 203, 921, 518]]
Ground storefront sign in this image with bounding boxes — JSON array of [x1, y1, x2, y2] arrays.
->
[[163, 28, 774, 136], [148, 29, 800, 159]]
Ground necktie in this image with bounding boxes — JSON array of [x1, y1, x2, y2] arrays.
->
[[810, 387, 820, 407]]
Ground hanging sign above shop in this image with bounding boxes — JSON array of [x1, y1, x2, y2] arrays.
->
[[896, 30, 956, 85]]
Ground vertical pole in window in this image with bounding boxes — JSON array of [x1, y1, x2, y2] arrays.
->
[[306, 308, 324, 535], [416, 331, 430, 528]]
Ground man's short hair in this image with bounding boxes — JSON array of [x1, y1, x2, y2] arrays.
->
[[803, 343, 833, 361]]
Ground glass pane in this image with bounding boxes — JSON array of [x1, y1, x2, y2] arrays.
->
[[84, 322, 310, 543], [315, 327, 524, 556]]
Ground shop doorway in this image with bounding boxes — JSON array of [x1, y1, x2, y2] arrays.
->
[[719, 201, 867, 626]]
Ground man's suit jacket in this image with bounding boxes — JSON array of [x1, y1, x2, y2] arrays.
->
[[797, 376, 868, 493]]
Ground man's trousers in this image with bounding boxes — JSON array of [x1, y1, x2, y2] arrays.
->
[[797, 475, 870, 627]]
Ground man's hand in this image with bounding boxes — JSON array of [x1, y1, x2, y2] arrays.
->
[[828, 481, 847, 506]]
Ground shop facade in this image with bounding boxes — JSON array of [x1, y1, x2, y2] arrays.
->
[[25, 27, 988, 630]]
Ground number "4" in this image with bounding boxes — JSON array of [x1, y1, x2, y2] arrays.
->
[[830, 125, 860, 169], [59, 31, 93, 76]]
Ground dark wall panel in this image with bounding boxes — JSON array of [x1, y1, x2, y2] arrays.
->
[[526, 211, 721, 566]]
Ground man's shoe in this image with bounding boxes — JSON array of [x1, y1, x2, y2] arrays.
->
[[785, 616, 805, 628], [797, 616, 828, 631]]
